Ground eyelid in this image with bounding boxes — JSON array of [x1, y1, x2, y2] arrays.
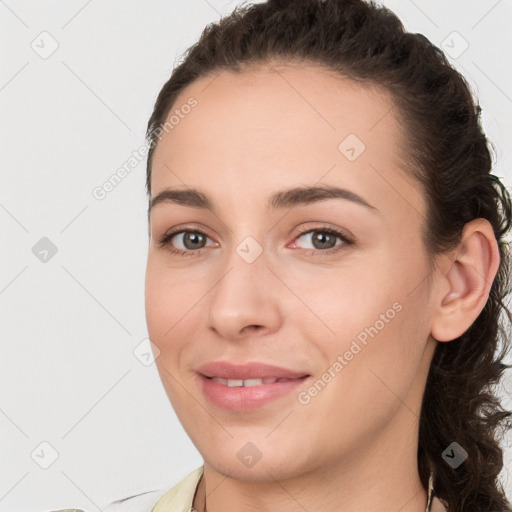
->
[[290, 225, 354, 251], [293, 223, 354, 243], [157, 224, 216, 247]]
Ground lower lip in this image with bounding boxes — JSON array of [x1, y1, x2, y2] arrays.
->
[[198, 374, 310, 412]]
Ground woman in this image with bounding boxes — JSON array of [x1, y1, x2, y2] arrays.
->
[[58, 0, 512, 510]]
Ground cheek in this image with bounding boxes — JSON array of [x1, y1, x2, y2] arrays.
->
[[289, 260, 395, 344], [145, 255, 200, 336], [145, 262, 202, 407], [144, 265, 169, 341], [298, 293, 428, 446], [299, 247, 430, 394]]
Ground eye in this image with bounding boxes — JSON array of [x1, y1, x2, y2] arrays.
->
[[292, 226, 353, 254], [157, 228, 217, 257]]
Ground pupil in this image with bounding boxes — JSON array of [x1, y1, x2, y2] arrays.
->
[[184, 232, 205, 249], [314, 232, 334, 249]]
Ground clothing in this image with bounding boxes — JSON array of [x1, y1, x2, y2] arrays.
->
[[96, 467, 203, 512], [49, 465, 449, 511]]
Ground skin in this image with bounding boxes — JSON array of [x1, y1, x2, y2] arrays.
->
[[145, 62, 500, 512]]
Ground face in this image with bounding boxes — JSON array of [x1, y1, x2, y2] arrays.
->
[[145, 62, 437, 481]]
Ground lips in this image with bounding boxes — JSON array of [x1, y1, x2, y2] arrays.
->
[[198, 366, 311, 412], [197, 361, 310, 381]]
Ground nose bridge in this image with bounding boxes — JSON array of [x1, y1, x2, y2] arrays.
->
[[215, 231, 270, 305], [206, 229, 281, 337], [218, 211, 271, 278]]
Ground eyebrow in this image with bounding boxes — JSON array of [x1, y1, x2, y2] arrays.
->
[[149, 184, 377, 214]]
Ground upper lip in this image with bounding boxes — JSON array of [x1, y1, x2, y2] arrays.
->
[[197, 361, 310, 380]]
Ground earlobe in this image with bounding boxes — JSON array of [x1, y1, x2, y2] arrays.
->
[[430, 219, 500, 342]]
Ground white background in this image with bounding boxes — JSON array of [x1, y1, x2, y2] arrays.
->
[[1, 0, 511, 510]]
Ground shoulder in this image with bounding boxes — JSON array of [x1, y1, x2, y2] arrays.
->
[[40, 466, 205, 512], [100, 488, 170, 512], [38, 490, 167, 512], [152, 465, 204, 511], [103, 466, 204, 512]]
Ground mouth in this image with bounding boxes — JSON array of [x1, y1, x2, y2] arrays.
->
[[198, 373, 311, 412], [203, 375, 310, 387], [195, 361, 311, 411]]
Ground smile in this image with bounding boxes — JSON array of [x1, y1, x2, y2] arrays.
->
[[208, 376, 303, 387], [199, 374, 310, 412]]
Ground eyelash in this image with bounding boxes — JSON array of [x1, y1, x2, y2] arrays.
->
[[157, 225, 353, 258]]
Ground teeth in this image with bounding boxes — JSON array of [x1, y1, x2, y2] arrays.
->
[[211, 377, 276, 387], [241, 378, 266, 387], [210, 377, 299, 387]]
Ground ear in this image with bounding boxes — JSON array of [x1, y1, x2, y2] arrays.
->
[[430, 218, 501, 342]]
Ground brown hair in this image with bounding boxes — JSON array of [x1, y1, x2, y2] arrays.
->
[[144, 0, 512, 510]]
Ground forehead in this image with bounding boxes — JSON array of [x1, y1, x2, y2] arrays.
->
[[150, 62, 421, 216]]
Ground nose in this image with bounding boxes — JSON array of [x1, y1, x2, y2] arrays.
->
[[207, 242, 282, 342]]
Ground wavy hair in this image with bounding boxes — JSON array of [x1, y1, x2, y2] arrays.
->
[[144, 0, 512, 510]]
